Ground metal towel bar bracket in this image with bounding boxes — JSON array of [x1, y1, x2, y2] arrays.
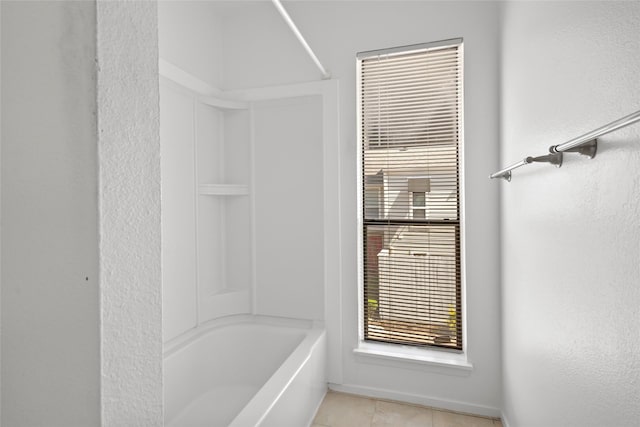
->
[[549, 138, 598, 159], [527, 152, 563, 167], [491, 109, 640, 181], [491, 152, 563, 181]]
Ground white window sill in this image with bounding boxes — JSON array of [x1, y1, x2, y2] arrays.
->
[[353, 341, 473, 376]]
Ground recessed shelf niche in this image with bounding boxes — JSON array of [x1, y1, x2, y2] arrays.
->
[[196, 93, 252, 322], [160, 60, 252, 334]]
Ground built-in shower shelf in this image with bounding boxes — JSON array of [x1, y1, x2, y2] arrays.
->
[[199, 184, 249, 196]]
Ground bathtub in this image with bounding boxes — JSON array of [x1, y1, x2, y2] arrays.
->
[[164, 315, 327, 426]]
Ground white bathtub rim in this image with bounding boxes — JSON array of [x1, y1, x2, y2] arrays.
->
[[163, 314, 320, 358]]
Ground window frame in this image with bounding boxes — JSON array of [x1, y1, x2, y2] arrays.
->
[[356, 38, 467, 360]]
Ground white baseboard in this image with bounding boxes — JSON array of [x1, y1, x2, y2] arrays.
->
[[328, 383, 502, 419]]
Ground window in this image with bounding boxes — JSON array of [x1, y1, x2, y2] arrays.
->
[[409, 177, 430, 219], [358, 39, 463, 351]]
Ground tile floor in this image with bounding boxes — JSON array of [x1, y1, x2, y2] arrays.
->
[[312, 391, 503, 427]]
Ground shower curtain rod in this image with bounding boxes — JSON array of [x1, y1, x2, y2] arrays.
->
[[490, 109, 640, 181], [271, 0, 331, 79]]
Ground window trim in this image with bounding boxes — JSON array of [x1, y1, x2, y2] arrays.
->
[[353, 341, 473, 376], [356, 38, 468, 366]]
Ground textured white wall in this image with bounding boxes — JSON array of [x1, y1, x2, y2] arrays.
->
[[500, 2, 640, 426], [221, 1, 502, 415], [97, 1, 163, 425], [1, 1, 100, 425]]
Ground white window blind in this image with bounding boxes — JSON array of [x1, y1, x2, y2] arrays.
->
[[358, 39, 463, 350]]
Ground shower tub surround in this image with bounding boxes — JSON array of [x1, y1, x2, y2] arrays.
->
[[159, 53, 339, 426], [164, 316, 327, 426]]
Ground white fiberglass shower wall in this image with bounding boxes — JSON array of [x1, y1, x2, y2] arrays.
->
[[161, 70, 253, 339], [160, 73, 331, 338], [158, 0, 339, 342]]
